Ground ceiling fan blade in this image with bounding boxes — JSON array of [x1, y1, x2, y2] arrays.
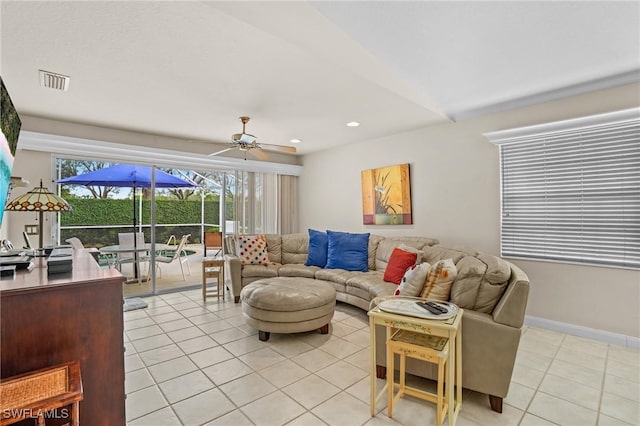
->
[[249, 147, 271, 160], [208, 147, 235, 157], [259, 143, 297, 154]]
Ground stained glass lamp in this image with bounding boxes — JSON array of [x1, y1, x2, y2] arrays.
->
[[5, 179, 72, 249]]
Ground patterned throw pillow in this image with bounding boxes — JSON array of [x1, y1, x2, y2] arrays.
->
[[235, 235, 269, 265], [420, 258, 458, 302], [394, 262, 431, 297]]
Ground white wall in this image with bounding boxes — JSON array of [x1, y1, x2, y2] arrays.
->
[[299, 83, 640, 338]]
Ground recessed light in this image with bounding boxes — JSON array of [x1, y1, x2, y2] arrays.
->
[[290, 138, 302, 144], [346, 121, 360, 127]]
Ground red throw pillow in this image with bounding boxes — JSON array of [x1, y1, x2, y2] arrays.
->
[[383, 248, 418, 284]]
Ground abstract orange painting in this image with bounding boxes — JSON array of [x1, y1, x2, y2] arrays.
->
[[361, 163, 412, 225]]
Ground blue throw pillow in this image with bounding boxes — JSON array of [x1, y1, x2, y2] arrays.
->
[[325, 230, 370, 272], [305, 229, 328, 267]]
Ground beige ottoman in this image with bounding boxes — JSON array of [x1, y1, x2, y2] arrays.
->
[[240, 277, 336, 341]]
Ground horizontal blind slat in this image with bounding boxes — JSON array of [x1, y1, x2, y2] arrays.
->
[[500, 113, 640, 269]]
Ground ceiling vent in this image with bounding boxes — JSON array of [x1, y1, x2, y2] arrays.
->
[[39, 70, 70, 91]]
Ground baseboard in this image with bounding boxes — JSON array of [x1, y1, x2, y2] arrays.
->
[[524, 315, 640, 349]]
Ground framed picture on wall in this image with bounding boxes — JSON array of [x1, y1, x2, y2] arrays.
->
[[361, 163, 412, 225]]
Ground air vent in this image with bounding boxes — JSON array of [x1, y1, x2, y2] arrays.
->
[[39, 70, 70, 91]]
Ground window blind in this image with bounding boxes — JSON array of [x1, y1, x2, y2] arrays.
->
[[486, 108, 640, 269]]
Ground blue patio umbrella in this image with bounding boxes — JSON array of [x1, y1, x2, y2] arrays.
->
[[57, 164, 198, 276]]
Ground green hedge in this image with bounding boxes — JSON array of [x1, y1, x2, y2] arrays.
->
[[60, 199, 233, 247]]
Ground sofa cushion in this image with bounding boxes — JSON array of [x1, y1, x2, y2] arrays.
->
[[365, 280, 397, 299], [281, 233, 308, 264], [347, 271, 398, 301], [420, 259, 457, 302], [305, 229, 328, 267], [368, 235, 385, 271], [278, 264, 320, 278], [345, 280, 371, 301], [345, 271, 389, 300], [394, 262, 430, 297], [326, 230, 370, 272], [241, 263, 281, 278], [282, 234, 309, 265], [422, 245, 478, 265], [265, 234, 283, 264], [375, 237, 436, 271], [315, 268, 363, 285], [235, 235, 270, 265], [451, 254, 510, 313], [383, 248, 418, 284]]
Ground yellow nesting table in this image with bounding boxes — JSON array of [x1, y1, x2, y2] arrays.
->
[[368, 298, 463, 426]]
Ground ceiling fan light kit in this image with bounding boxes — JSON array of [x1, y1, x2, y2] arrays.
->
[[232, 133, 257, 144], [208, 116, 297, 160]]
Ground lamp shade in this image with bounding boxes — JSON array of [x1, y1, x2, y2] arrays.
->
[[5, 179, 72, 213], [5, 179, 72, 249]]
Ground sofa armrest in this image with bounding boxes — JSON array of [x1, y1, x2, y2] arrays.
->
[[224, 254, 243, 302], [492, 263, 530, 328]]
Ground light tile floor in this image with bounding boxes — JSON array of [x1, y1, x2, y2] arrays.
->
[[124, 290, 640, 425]]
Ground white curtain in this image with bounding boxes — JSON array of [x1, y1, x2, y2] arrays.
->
[[230, 171, 298, 235], [278, 175, 298, 234], [260, 173, 278, 234]]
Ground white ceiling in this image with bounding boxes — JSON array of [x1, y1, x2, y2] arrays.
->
[[1, 1, 638, 157]]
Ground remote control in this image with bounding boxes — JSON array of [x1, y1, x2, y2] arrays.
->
[[416, 301, 444, 315], [427, 301, 448, 313]]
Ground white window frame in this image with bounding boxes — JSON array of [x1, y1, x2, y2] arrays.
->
[[485, 107, 640, 270]]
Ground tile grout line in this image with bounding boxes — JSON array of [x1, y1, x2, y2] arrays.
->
[[127, 294, 370, 424], [515, 328, 566, 425], [127, 292, 639, 426]]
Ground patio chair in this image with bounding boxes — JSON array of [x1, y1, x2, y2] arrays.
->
[[65, 237, 84, 249], [65, 237, 116, 268], [204, 231, 223, 257], [116, 232, 146, 272], [150, 234, 192, 281], [23, 232, 33, 250]]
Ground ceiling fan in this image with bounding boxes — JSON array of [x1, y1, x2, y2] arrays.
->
[[208, 116, 297, 160]]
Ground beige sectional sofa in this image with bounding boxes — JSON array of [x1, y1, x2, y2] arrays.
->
[[224, 233, 530, 412]]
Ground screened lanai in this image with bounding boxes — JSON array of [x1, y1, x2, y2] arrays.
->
[[39, 132, 300, 297]]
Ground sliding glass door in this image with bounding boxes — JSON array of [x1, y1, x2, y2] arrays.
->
[[56, 158, 285, 297]]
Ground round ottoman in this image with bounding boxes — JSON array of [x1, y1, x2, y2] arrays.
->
[[240, 277, 336, 341]]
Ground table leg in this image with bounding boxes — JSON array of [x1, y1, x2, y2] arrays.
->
[[387, 341, 395, 418], [456, 322, 462, 414], [219, 265, 225, 301], [448, 330, 455, 425], [437, 357, 444, 426], [202, 263, 206, 301], [369, 316, 376, 416], [72, 401, 80, 426]]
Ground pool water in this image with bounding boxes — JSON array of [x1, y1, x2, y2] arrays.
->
[[97, 248, 196, 267], [156, 249, 197, 257]]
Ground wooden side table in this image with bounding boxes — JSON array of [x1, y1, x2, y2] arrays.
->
[[0, 360, 83, 425], [387, 329, 450, 425], [202, 257, 224, 301], [368, 299, 463, 426]]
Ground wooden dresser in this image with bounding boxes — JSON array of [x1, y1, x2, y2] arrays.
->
[[0, 250, 126, 425]]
